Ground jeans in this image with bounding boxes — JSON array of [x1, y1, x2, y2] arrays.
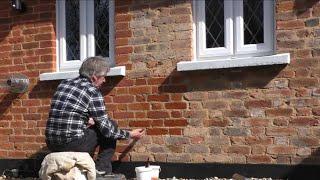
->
[[46, 121, 118, 173]]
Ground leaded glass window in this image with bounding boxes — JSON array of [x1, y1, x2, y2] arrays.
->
[[205, 0, 224, 48], [196, 0, 274, 60], [65, 0, 80, 61], [56, 0, 115, 71], [95, 0, 110, 57], [243, 0, 264, 44]]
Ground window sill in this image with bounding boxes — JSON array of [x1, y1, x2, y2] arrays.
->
[[39, 66, 126, 81], [177, 53, 290, 71]]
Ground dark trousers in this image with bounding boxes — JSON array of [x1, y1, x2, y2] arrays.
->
[[46, 122, 117, 173]]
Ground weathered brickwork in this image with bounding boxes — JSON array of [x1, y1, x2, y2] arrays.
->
[[0, 0, 320, 165]]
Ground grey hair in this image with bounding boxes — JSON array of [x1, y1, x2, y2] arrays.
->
[[79, 56, 111, 78]]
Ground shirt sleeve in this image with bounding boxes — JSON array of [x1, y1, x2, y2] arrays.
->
[[88, 90, 130, 140]]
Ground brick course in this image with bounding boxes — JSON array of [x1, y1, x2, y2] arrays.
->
[[0, 0, 320, 165]]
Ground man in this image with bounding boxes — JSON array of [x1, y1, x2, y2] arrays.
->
[[45, 56, 144, 176]]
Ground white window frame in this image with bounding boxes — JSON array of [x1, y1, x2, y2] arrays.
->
[[56, 0, 115, 72], [197, 0, 233, 58], [40, 0, 125, 81], [234, 0, 273, 57], [177, 0, 290, 71]]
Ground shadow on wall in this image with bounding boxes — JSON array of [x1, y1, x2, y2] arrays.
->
[[294, 0, 319, 15], [284, 147, 320, 180], [158, 65, 287, 93], [0, 93, 19, 119]]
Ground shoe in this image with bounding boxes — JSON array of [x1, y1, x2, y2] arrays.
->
[[96, 169, 107, 178]]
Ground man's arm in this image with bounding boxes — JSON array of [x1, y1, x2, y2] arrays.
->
[[88, 91, 130, 139]]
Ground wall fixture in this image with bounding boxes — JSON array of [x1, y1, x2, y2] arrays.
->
[[6, 74, 29, 93], [10, 0, 25, 12]]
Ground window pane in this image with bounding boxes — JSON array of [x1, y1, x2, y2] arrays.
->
[[205, 0, 224, 48], [65, 0, 80, 60], [243, 0, 264, 44], [94, 0, 109, 57]]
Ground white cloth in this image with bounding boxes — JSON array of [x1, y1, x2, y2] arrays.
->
[[39, 152, 96, 180]]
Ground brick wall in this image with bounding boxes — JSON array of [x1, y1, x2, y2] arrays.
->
[[0, 0, 320, 165]]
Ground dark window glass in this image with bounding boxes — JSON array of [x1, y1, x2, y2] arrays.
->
[[244, 0, 264, 44], [205, 0, 224, 48], [95, 0, 109, 57], [65, 0, 80, 60]]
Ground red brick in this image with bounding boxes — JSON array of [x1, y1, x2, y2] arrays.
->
[[224, 110, 249, 118], [116, 30, 132, 38], [129, 86, 151, 95], [147, 77, 167, 85], [266, 127, 296, 136], [0, 129, 13, 135], [23, 128, 40, 135], [116, 54, 130, 64], [10, 121, 27, 128], [151, 120, 164, 127], [40, 40, 55, 48], [226, 145, 250, 155], [246, 137, 273, 145], [115, 14, 132, 22], [113, 112, 134, 119], [35, 48, 55, 55], [147, 111, 169, 119], [171, 111, 182, 118], [22, 99, 41, 106], [245, 118, 270, 127], [117, 79, 134, 87], [290, 117, 318, 126], [266, 108, 293, 117], [247, 155, 272, 164], [204, 119, 229, 127], [289, 78, 318, 88], [146, 128, 168, 135], [165, 102, 187, 109], [22, 42, 39, 49], [164, 119, 188, 127], [277, 20, 305, 30], [129, 120, 151, 127], [8, 151, 26, 158], [244, 100, 272, 109], [128, 103, 150, 110], [277, 1, 295, 12], [169, 128, 183, 135], [113, 95, 134, 103], [267, 146, 296, 155], [147, 94, 169, 102], [116, 46, 133, 55], [35, 33, 54, 41]]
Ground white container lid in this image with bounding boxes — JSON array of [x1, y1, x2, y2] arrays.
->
[[135, 166, 153, 173]]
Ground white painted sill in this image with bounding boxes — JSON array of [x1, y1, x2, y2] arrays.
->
[[39, 66, 126, 81], [177, 53, 290, 71]]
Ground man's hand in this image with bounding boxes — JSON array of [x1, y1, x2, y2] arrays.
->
[[87, 117, 95, 127], [129, 129, 145, 140]]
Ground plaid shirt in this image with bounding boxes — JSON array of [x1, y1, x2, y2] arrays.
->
[[45, 76, 130, 145]]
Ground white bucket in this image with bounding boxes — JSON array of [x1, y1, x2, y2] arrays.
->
[[149, 165, 161, 180], [135, 165, 161, 180]]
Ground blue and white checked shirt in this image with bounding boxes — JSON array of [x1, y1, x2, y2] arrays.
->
[[45, 76, 130, 145]]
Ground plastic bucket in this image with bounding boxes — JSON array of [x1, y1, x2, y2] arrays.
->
[[149, 165, 161, 180], [135, 165, 161, 180], [135, 166, 153, 180]]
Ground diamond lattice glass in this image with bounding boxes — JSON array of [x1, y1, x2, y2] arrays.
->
[[243, 0, 264, 44], [94, 0, 109, 57], [205, 0, 224, 48], [65, 0, 80, 60]]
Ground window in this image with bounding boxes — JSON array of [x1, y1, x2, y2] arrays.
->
[[56, 0, 115, 71], [197, 0, 273, 59], [177, 0, 289, 71]]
